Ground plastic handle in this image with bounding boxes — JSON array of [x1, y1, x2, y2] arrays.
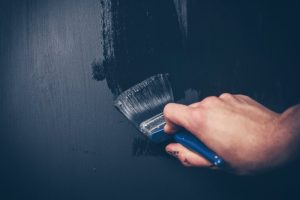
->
[[173, 131, 223, 166]]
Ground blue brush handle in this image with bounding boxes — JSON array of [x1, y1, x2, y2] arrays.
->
[[173, 131, 223, 166]]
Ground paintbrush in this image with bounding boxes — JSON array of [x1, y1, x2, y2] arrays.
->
[[114, 74, 223, 166]]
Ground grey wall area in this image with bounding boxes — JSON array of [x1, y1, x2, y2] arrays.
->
[[1, 0, 300, 200]]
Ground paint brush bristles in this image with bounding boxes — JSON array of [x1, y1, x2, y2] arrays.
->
[[114, 74, 173, 133], [114, 74, 224, 166]]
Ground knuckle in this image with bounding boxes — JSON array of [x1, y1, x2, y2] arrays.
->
[[235, 94, 247, 98], [201, 96, 219, 106], [219, 93, 233, 99], [239, 94, 251, 100], [235, 94, 252, 102], [189, 102, 202, 108]]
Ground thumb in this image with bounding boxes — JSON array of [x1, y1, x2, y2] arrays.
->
[[163, 103, 201, 135]]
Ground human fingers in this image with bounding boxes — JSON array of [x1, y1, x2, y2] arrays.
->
[[163, 103, 194, 133], [165, 143, 212, 167]]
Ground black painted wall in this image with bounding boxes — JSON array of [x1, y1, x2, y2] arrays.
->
[[1, 0, 300, 200]]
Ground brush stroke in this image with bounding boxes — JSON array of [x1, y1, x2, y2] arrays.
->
[[93, 0, 185, 97], [173, 0, 188, 42], [93, 0, 300, 156], [92, 0, 186, 157]]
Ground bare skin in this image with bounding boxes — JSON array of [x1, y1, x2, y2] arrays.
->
[[163, 93, 300, 175]]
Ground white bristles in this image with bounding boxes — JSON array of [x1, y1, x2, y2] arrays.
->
[[114, 74, 174, 135]]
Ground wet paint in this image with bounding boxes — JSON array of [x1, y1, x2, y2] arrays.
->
[[93, 0, 300, 156], [2, 0, 300, 199], [93, 0, 186, 156], [173, 0, 188, 43], [93, 0, 185, 97]]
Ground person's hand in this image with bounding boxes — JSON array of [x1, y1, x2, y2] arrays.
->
[[164, 93, 300, 175]]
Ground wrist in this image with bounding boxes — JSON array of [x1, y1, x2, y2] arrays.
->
[[276, 104, 300, 163]]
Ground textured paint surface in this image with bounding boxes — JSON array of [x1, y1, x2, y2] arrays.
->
[[173, 0, 188, 41], [1, 0, 300, 200], [94, 0, 300, 110], [93, 0, 300, 156], [92, 0, 187, 156]]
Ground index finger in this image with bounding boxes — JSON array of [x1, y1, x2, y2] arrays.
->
[[163, 103, 194, 134]]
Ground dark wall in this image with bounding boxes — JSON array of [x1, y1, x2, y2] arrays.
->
[[1, 0, 300, 200]]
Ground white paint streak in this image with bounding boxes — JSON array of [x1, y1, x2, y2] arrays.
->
[[99, 0, 114, 60], [173, 0, 188, 40]]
